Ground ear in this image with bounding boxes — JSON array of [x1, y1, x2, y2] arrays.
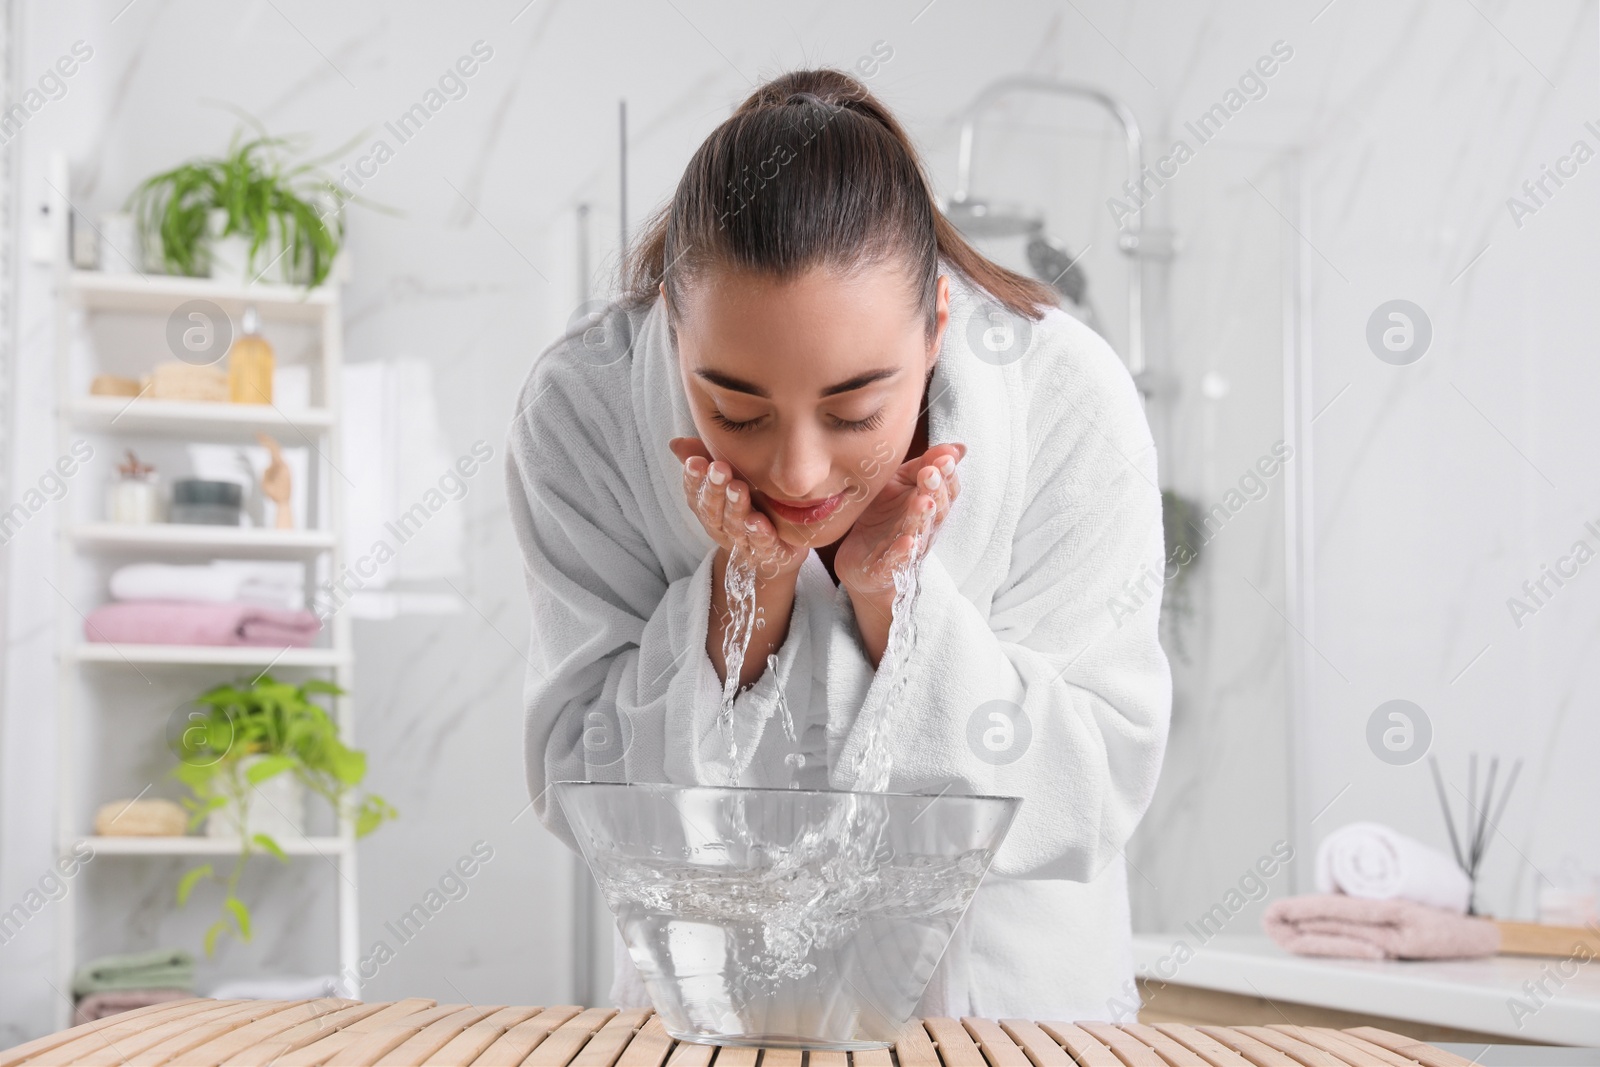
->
[[659, 280, 678, 333], [926, 274, 951, 370]]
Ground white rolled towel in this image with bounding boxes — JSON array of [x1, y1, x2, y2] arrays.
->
[[208, 974, 345, 1000], [1314, 821, 1473, 914]]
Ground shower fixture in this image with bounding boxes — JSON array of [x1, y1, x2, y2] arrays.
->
[[1026, 229, 1089, 308], [943, 197, 1044, 239], [943, 197, 1094, 325], [944, 76, 1179, 392]]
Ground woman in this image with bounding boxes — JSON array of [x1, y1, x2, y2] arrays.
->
[[506, 68, 1171, 1020]]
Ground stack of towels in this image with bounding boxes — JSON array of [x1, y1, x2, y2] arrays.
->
[[1263, 822, 1502, 960], [71, 948, 195, 1024], [83, 561, 321, 648]]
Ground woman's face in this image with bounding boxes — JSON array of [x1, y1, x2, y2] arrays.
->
[[672, 262, 951, 549]]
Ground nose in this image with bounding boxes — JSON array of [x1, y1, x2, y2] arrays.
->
[[767, 426, 833, 500]]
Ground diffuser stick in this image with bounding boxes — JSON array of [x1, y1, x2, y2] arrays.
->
[[1428, 756, 1467, 871], [1482, 757, 1523, 866], [1469, 758, 1499, 875], [1467, 753, 1477, 859]]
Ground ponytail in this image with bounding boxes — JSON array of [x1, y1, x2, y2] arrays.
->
[[623, 68, 1058, 330]]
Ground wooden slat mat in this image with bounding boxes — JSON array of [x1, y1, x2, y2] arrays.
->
[[0, 1003, 1479, 1067]]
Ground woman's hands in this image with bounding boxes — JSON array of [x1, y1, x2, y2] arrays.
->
[[670, 437, 805, 691], [666, 436, 966, 677], [669, 438, 806, 583], [834, 442, 966, 666]]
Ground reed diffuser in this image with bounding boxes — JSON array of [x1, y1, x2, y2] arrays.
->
[[1428, 753, 1523, 915]]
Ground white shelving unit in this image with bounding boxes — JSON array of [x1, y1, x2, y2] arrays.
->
[[70, 645, 350, 668], [68, 523, 337, 557], [65, 394, 335, 437], [47, 152, 358, 1029], [80, 836, 349, 858]]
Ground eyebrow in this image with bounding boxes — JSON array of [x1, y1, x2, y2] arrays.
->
[[694, 367, 901, 399]]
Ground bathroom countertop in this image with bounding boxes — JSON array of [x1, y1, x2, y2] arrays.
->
[[1133, 933, 1600, 1046]]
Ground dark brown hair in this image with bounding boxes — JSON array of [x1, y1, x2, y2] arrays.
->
[[623, 68, 1058, 335]]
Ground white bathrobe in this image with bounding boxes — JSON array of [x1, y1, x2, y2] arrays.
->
[[505, 267, 1172, 1022]]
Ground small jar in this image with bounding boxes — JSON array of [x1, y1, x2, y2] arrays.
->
[[170, 479, 243, 526], [1539, 883, 1599, 927], [107, 451, 161, 524]]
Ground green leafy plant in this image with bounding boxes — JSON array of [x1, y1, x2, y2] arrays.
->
[[170, 674, 396, 956], [1160, 489, 1206, 663], [127, 128, 346, 287]]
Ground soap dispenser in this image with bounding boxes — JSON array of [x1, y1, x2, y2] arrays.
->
[[227, 304, 274, 405]]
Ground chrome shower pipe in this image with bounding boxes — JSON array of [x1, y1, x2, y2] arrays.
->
[[952, 77, 1146, 378]]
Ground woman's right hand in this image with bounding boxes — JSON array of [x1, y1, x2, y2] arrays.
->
[[669, 438, 807, 584]]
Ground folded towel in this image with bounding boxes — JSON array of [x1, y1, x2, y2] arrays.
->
[[71, 988, 194, 1024], [110, 561, 306, 611], [1315, 821, 1473, 914], [84, 601, 321, 647], [71, 948, 195, 996], [208, 974, 346, 1000], [92, 798, 188, 836], [1263, 894, 1500, 960]]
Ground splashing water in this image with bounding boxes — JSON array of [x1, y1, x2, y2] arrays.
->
[[851, 530, 926, 794], [618, 519, 959, 998], [768, 653, 807, 789], [716, 546, 759, 785], [659, 528, 936, 984], [769, 653, 796, 745], [714, 515, 929, 796]]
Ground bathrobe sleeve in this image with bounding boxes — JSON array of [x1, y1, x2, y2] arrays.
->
[[830, 336, 1173, 883], [505, 353, 810, 854]]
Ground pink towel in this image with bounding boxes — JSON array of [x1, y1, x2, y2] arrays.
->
[[84, 601, 322, 648], [1263, 893, 1501, 960], [72, 988, 193, 1024]]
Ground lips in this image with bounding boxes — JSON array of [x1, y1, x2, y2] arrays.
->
[[759, 490, 847, 526]]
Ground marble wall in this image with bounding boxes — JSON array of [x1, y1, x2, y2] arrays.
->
[[0, 0, 1595, 1042], [1288, 1, 1600, 919]]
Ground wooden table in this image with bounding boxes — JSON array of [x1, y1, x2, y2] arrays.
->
[[0, 998, 1478, 1067]]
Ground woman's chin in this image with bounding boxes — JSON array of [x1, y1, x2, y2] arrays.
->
[[772, 512, 852, 550]]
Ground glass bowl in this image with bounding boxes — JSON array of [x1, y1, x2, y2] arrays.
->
[[553, 781, 1021, 1050]]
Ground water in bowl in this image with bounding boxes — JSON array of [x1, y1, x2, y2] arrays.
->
[[574, 783, 1004, 1047]]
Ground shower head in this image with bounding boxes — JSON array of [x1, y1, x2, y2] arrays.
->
[[942, 197, 1044, 239], [1026, 231, 1088, 306], [945, 196, 1093, 319]]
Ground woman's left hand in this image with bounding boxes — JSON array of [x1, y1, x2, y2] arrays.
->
[[834, 443, 966, 653]]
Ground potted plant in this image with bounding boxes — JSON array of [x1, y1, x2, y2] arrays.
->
[[170, 674, 396, 956], [127, 127, 347, 288]]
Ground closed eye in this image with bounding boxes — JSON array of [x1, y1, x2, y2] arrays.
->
[[830, 409, 886, 432], [711, 410, 765, 433]]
